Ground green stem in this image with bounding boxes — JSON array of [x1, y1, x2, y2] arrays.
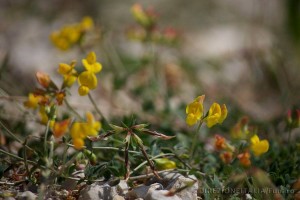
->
[[64, 99, 82, 120], [0, 120, 35, 153], [23, 139, 30, 177], [288, 128, 292, 144], [44, 120, 51, 155], [130, 153, 175, 175], [67, 143, 142, 154], [189, 120, 204, 161], [0, 149, 37, 166], [88, 93, 109, 125]]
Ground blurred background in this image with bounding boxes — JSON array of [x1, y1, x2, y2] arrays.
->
[[0, 0, 300, 124]]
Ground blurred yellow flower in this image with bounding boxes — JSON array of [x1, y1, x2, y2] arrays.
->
[[82, 51, 102, 73], [86, 112, 101, 136], [58, 61, 77, 87], [55, 91, 65, 105], [50, 17, 94, 51], [131, 3, 157, 28], [39, 106, 54, 127], [186, 95, 205, 126], [250, 135, 269, 156], [70, 112, 101, 150], [205, 103, 227, 128], [78, 71, 97, 96], [24, 93, 41, 109], [80, 16, 94, 31]]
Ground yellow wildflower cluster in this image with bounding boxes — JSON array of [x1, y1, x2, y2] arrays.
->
[[50, 17, 94, 51], [70, 112, 101, 150], [78, 51, 102, 96], [24, 72, 61, 127], [128, 4, 180, 45], [131, 3, 157, 29], [186, 95, 227, 128]]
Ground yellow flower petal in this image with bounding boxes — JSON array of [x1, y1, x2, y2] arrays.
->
[[86, 51, 96, 65], [82, 52, 102, 73], [58, 63, 72, 75], [186, 113, 198, 126], [78, 85, 90, 96], [73, 138, 84, 150], [219, 104, 228, 124], [78, 71, 97, 89], [206, 103, 221, 128], [185, 95, 204, 126], [250, 135, 260, 144], [81, 16, 94, 30], [64, 74, 77, 87], [24, 93, 40, 109], [250, 135, 269, 156]]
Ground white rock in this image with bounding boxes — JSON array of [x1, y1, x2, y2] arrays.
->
[[17, 191, 37, 200], [145, 190, 182, 200], [165, 173, 198, 200], [78, 183, 119, 200]]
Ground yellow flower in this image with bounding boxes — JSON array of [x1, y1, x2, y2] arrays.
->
[[50, 17, 94, 51], [24, 93, 41, 109], [78, 71, 97, 96], [39, 106, 54, 127], [82, 51, 102, 73], [78, 85, 90, 96], [131, 4, 156, 28], [55, 91, 65, 105], [186, 95, 205, 126], [58, 61, 77, 87], [131, 4, 149, 27], [80, 16, 94, 31], [53, 119, 70, 138], [70, 112, 101, 150], [205, 103, 227, 128], [86, 112, 101, 136], [250, 135, 269, 156]]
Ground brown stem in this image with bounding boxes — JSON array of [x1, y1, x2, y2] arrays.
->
[[124, 140, 130, 181], [134, 134, 161, 179]]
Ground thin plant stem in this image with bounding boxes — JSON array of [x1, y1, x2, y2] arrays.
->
[[189, 120, 204, 161], [130, 153, 175, 175], [288, 128, 292, 143], [23, 139, 30, 176], [67, 143, 142, 154], [134, 134, 160, 179], [44, 120, 51, 155], [88, 93, 108, 125], [0, 120, 35, 153], [64, 99, 82, 120], [129, 169, 175, 181], [0, 149, 37, 166]]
